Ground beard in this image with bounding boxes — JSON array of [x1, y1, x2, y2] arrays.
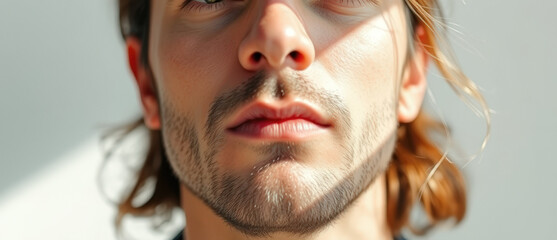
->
[[160, 71, 397, 237]]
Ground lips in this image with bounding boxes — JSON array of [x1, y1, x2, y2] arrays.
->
[[226, 102, 331, 139]]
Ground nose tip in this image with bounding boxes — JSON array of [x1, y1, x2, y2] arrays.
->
[[238, 3, 315, 71]]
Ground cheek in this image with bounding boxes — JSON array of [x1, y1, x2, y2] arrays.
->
[[153, 31, 239, 125], [321, 26, 400, 125]]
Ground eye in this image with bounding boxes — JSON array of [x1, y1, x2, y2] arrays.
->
[[311, 0, 380, 18], [313, 0, 380, 9], [181, 0, 225, 12], [324, 0, 379, 7], [193, 0, 222, 4]]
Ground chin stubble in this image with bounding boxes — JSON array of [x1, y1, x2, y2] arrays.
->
[[161, 72, 396, 237]]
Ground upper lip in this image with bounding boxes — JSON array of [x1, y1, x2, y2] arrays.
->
[[226, 101, 331, 130]]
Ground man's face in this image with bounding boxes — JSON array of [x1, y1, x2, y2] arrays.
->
[[145, 0, 413, 236]]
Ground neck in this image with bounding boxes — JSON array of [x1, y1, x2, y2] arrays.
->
[[180, 174, 392, 240]]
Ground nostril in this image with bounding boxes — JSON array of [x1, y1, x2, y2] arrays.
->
[[289, 51, 302, 62], [251, 52, 263, 63]]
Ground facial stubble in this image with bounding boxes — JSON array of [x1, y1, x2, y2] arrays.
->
[[161, 72, 397, 237]]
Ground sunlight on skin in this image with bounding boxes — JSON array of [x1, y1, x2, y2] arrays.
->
[[127, 0, 427, 239]]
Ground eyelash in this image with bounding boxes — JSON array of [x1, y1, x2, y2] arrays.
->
[[180, 0, 226, 12], [179, 0, 379, 13], [332, 0, 378, 6]]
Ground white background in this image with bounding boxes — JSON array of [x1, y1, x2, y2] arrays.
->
[[1, 0, 556, 239]]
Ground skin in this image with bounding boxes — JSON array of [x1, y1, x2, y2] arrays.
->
[[127, 0, 429, 239]]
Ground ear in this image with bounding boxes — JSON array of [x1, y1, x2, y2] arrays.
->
[[127, 37, 161, 130], [398, 25, 429, 123]]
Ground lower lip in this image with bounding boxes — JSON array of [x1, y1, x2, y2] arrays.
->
[[228, 119, 327, 139]]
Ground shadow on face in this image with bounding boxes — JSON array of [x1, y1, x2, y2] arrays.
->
[[141, 0, 414, 236]]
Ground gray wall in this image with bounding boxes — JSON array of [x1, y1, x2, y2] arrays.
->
[[0, 0, 139, 192], [422, 1, 557, 239], [1, 0, 555, 239]]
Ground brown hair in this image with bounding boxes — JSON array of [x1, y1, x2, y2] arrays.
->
[[108, 0, 490, 236]]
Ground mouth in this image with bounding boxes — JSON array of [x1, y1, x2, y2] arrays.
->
[[226, 102, 331, 140]]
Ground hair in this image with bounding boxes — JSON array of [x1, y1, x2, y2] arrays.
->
[[107, 0, 490, 237]]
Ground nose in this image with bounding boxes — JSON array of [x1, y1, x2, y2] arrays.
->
[[238, 2, 315, 71]]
